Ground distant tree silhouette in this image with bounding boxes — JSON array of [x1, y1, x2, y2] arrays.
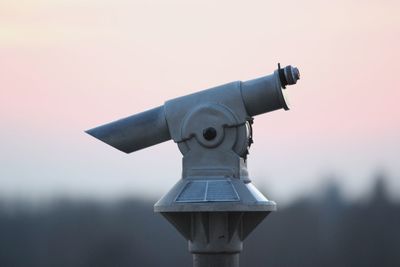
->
[[0, 176, 399, 267]]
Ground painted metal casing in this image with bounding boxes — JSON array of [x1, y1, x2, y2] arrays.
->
[[86, 64, 300, 266]]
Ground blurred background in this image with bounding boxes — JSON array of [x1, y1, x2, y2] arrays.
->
[[0, 0, 399, 266]]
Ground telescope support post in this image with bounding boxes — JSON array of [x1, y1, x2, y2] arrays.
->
[[193, 253, 239, 267], [188, 212, 243, 267]]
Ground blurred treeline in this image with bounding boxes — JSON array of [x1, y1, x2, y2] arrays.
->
[[0, 177, 399, 267]]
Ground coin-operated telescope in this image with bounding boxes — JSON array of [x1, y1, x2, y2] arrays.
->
[[87, 64, 300, 267]]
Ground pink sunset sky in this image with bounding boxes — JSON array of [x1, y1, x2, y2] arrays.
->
[[1, 0, 399, 203]]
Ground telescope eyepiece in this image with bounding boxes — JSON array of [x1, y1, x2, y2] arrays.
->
[[278, 64, 300, 88]]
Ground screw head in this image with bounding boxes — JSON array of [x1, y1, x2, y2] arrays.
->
[[203, 127, 217, 141]]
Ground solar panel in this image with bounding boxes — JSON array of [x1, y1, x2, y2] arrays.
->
[[176, 180, 240, 202]]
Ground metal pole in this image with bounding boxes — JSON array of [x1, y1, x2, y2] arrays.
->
[[193, 253, 239, 267]]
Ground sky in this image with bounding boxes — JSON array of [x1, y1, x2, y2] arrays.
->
[[0, 0, 399, 204]]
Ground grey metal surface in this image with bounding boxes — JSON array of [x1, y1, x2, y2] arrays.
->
[[164, 81, 248, 145], [86, 106, 170, 153], [160, 211, 270, 267], [86, 65, 300, 155], [284, 65, 300, 85], [86, 64, 301, 267], [154, 178, 276, 212], [193, 254, 239, 267], [175, 180, 240, 203], [241, 71, 288, 116]]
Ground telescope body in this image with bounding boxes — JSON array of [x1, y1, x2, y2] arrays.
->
[[86, 65, 298, 154]]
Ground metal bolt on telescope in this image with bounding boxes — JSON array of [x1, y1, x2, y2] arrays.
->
[[86, 64, 300, 267]]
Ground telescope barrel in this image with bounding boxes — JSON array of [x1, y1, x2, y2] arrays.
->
[[86, 65, 299, 153], [241, 65, 300, 116], [241, 73, 287, 116], [86, 106, 171, 153]]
